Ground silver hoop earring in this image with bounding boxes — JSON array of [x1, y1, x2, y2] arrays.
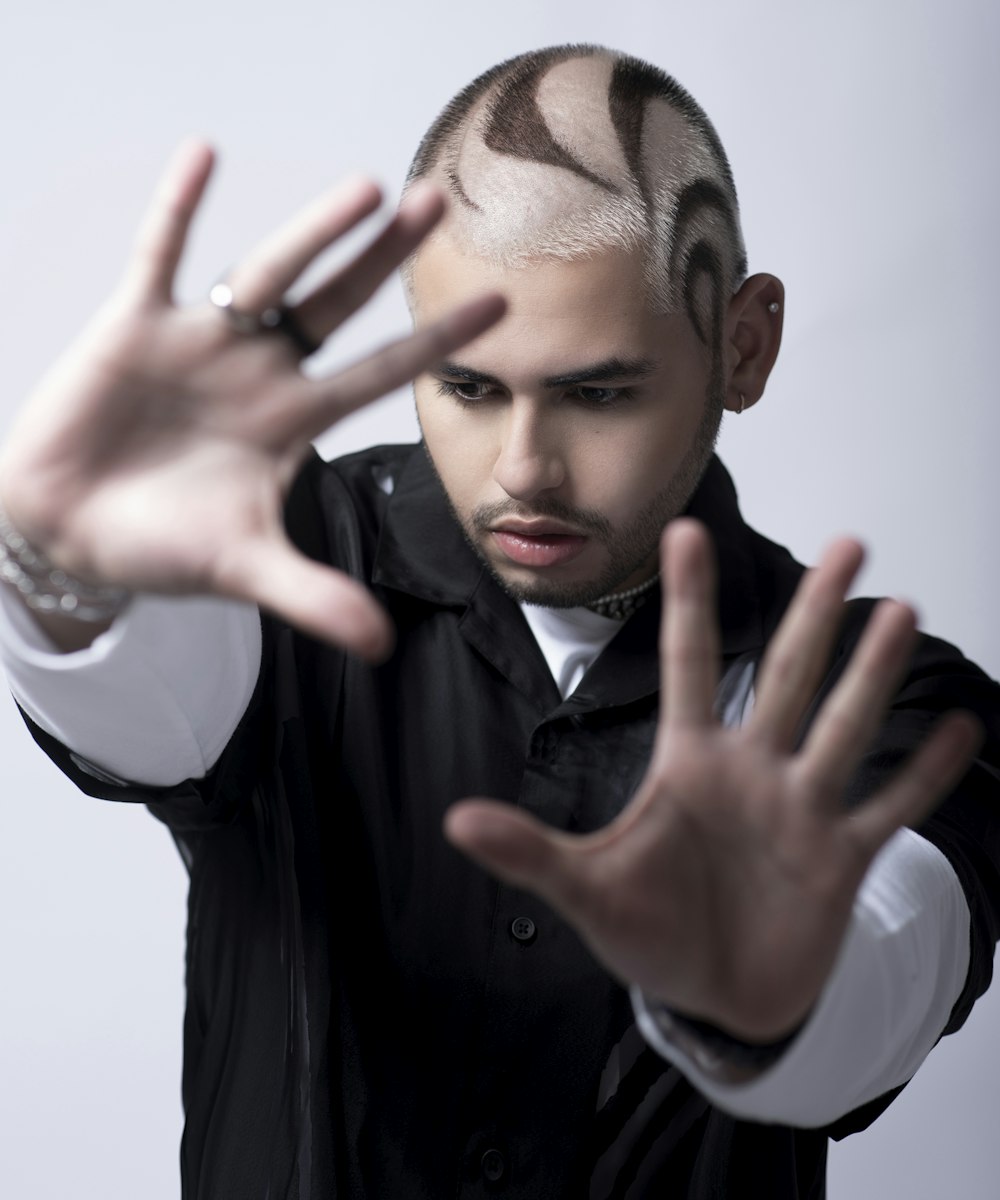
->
[[737, 393, 746, 414]]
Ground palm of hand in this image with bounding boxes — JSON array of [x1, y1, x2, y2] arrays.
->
[[0, 141, 503, 654], [560, 725, 867, 1040], [20, 304, 308, 587], [445, 522, 981, 1042]]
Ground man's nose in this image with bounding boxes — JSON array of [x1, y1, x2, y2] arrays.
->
[[491, 401, 566, 500]]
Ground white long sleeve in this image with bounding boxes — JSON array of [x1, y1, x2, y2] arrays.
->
[[0, 585, 262, 787], [632, 827, 970, 1127]]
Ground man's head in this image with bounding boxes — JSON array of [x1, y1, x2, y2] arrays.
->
[[406, 45, 783, 607]]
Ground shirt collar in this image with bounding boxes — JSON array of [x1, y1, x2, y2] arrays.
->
[[371, 443, 485, 606], [372, 445, 765, 710]]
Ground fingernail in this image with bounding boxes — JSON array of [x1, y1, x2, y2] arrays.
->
[[444, 294, 506, 339], [359, 617, 396, 664], [401, 180, 446, 216], [888, 597, 921, 625], [337, 173, 382, 208]]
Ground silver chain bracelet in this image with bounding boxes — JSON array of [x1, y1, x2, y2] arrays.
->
[[0, 505, 132, 622]]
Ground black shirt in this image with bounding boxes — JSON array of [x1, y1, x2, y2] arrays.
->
[[21, 444, 1000, 1199]]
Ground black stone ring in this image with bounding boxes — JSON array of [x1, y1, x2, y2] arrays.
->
[[208, 283, 321, 358]]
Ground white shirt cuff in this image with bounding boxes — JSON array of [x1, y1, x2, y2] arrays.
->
[[632, 827, 970, 1127], [0, 585, 262, 787]]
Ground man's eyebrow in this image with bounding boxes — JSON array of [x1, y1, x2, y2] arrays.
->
[[542, 357, 659, 388], [435, 361, 504, 387], [434, 356, 659, 389]]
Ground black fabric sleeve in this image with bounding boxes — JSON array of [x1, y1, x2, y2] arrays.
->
[[812, 601, 1000, 1140]]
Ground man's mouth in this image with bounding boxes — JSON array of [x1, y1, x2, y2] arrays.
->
[[490, 521, 589, 568]]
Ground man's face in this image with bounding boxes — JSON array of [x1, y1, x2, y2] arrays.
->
[[410, 236, 725, 607]]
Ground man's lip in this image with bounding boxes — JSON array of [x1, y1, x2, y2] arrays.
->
[[490, 519, 583, 537], [491, 529, 588, 568]]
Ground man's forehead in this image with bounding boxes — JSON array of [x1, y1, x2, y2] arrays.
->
[[410, 233, 658, 320], [409, 234, 704, 381]]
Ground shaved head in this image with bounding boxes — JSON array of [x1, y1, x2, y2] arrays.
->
[[405, 45, 748, 352]]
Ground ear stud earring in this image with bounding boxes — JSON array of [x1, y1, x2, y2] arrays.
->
[[768, 301, 780, 313]]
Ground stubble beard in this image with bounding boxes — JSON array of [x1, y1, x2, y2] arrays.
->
[[424, 378, 724, 610]]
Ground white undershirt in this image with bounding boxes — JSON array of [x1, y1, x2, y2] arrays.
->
[[518, 601, 622, 698], [0, 585, 971, 1127]]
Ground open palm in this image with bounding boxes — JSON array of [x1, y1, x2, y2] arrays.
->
[[0, 141, 503, 655], [445, 520, 981, 1042]]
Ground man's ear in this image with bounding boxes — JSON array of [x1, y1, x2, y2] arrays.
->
[[723, 274, 784, 414]]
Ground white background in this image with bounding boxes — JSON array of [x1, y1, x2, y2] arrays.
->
[[0, 1, 997, 1195]]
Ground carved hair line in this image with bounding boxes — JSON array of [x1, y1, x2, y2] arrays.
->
[[404, 44, 748, 336]]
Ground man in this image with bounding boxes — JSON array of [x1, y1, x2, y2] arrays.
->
[[0, 44, 997, 1198]]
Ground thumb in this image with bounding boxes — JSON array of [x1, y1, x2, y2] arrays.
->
[[218, 531, 394, 661], [444, 799, 582, 910]]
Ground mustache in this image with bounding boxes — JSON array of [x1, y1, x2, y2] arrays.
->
[[470, 498, 612, 539]]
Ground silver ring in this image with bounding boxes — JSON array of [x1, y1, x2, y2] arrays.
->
[[208, 282, 320, 357]]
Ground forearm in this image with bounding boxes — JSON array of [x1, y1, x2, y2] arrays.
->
[[633, 827, 970, 1126], [0, 583, 262, 786]]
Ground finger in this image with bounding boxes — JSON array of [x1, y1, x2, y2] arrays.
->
[[750, 539, 865, 749], [121, 139, 216, 304], [224, 175, 384, 313], [294, 181, 447, 340], [660, 519, 719, 729], [795, 599, 918, 799], [444, 799, 585, 913], [284, 292, 507, 443], [216, 531, 395, 661], [845, 711, 984, 857]]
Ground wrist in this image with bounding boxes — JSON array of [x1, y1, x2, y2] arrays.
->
[[0, 504, 131, 624], [644, 1002, 808, 1083]]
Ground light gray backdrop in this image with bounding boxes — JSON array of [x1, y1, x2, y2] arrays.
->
[[0, 1, 996, 1196]]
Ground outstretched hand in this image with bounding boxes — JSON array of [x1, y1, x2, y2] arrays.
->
[[0, 140, 504, 657], [444, 520, 982, 1042]]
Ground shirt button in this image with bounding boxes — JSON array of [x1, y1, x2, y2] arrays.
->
[[481, 1148, 506, 1182], [510, 916, 537, 944]]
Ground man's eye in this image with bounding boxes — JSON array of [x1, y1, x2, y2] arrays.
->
[[436, 380, 492, 402], [572, 386, 634, 407]]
